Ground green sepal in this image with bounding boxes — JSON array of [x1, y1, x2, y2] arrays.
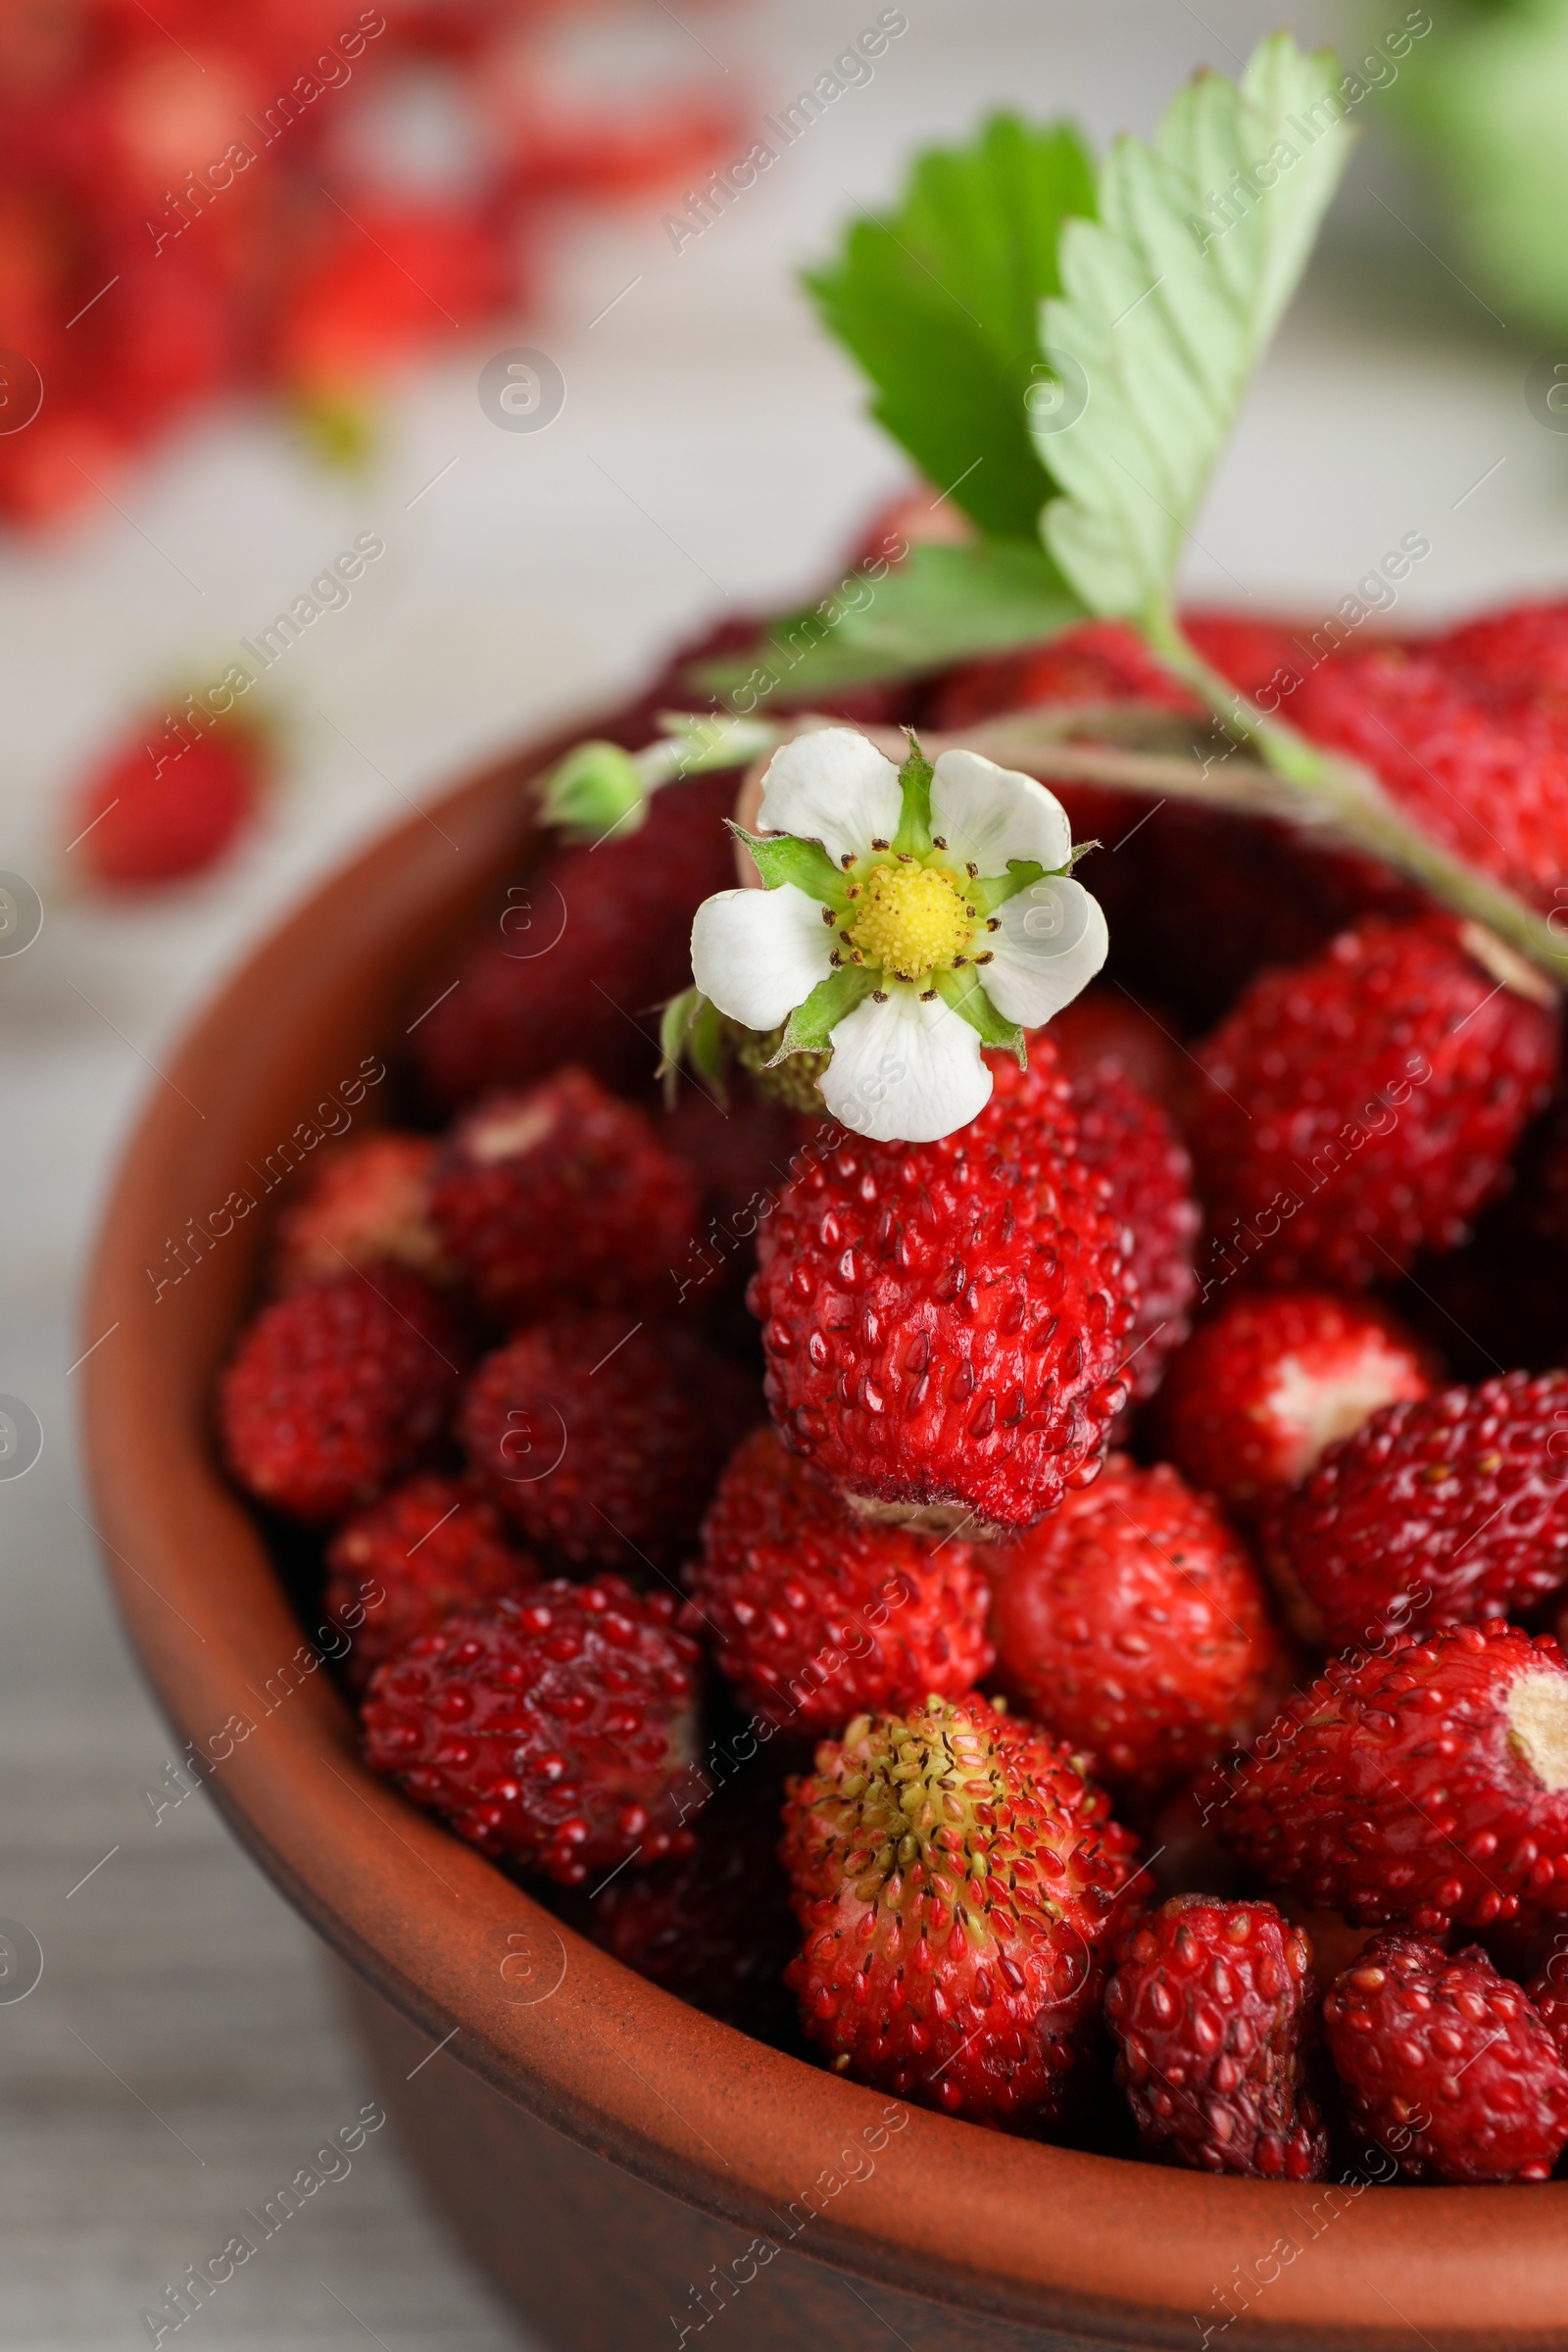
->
[[731, 824, 848, 904], [935, 964, 1026, 1064], [540, 740, 648, 840], [971, 861, 1047, 915], [775, 964, 878, 1058], [657, 987, 730, 1109], [970, 845, 1093, 915], [893, 737, 934, 856]]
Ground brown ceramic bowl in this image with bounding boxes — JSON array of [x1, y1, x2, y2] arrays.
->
[[82, 709, 1568, 2352]]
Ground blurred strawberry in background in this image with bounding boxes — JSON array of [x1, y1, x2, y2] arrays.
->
[[0, 0, 734, 519], [66, 702, 270, 888]]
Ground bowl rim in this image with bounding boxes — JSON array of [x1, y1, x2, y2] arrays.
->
[[79, 706, 1568, 2352]]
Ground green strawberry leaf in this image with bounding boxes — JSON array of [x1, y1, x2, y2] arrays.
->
[[693, 540, 1083, 702], [1041, 34, 1353, 627], [804, 114, 1098, 542]]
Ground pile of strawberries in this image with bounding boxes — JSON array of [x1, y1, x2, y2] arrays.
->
[[0, 0, 727, 524], [216, 587, 1568, 2185]]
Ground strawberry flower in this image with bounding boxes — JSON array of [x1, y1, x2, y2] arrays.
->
[[689, 726, 1107, 1142]]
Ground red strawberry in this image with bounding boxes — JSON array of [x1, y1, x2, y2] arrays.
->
[[1104, 1895, 1327, 2179], [1292, 642, 1568, 908], [1062, 1057, 1199, 1400], [689, 1424, 994, 1734], [218, 1270, 463, 1523], [361, 1579, 701, 1886], [1263, 1372, 1568, 1652], [1436, 599, 1568, 703], [323, 1472, 537, 1690], [429, 1068, 700, 1324], [781, 1692, 1144, 2126], [270, 1132, 446, 1293], [981, 1458, 1283, 1795], [1324, 1932, 1568, 2182], [68, 720, 261, 888], [1526, 1940, 1568, 2067], [1156, 1290, 1433, 1520], [748, 1040, 1136, 1535], [411, 771, 740, 1108], [1190, 915, 1559, 1290], [583, 1772, 799, 2038], [1207, 1621, 1568, 1934], [461, 1312, 756, 1569]]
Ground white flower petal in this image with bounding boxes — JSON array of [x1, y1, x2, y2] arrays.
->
[[930, 749, 1073, 879], [983, 877, 1108, 1028], [690, 884, 835, 1030], [822, 988, 993, 1144], [758, 728, 904, 866]]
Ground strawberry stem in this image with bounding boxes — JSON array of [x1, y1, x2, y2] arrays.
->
[[1141, 610, 1568, 993]]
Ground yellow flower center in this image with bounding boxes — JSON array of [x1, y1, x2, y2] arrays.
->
[[847, 863, 975, 983]]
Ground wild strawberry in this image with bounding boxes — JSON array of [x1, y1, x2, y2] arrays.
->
[[583, 1770, 799, 2039], [429, 1068, 699, 1323], [1104, 1895, 1327, 2179], [361, 1579, 702, 1886], [689, 1424, 994, 1734], [981, 1458, 1283, 1795], [1190, 915, 1558, 1289], [218, 1270, 464, 1523], [781, 1693, 1144, 2127], [323, 1473, 537, 1690], [748, 1039, 1135, 1534], [1263, 1372, 1568, 1651], [1436, 598, 1568, 702], [1526, 1939, 1568, 2067], [410, 771, 740, 1108], [461, 1312, 756, 1569], [270, 1132, 446, 1293], [1156, 1290, 1433, 1520], [1292, 642, 1568, 908], [68, 720, 262, 889], [1207, 1622, 1568, 1934], [1062, 1057, 1199, 1400], [1324, 1932, 1568, 2182]]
